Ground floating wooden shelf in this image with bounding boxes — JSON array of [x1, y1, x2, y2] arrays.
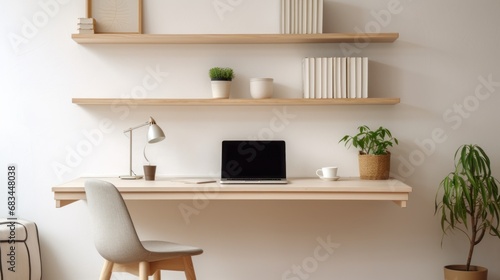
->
[[71, 33, 399, 44], [52, 177, 412, 208], [72, 98, 400, 106]]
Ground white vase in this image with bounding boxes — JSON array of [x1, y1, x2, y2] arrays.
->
[[211, 80, 231, 99], [250, 78, 273, 99]]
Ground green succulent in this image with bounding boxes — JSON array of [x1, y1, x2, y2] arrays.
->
[[209, 67, 234, 81]]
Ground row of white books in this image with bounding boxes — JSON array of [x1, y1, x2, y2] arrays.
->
[[76, 18, 95, 34], [281, 0, 323, 34], [303, 57, 369, 99]]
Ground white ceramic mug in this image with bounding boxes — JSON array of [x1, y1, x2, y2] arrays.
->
[[316, 167, 338, 178]]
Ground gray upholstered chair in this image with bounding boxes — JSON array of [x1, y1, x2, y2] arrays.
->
[[84, 179, 203, 280]]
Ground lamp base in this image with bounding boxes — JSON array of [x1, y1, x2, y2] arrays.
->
[[119, 175, 143, 180]]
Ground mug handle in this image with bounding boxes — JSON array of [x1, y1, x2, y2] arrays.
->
[[316, 169, 323, 177]]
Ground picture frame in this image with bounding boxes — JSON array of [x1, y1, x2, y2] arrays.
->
[[87, 0, 143, 34]]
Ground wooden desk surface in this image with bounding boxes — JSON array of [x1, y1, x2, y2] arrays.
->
[[52, 177, 412, 208]]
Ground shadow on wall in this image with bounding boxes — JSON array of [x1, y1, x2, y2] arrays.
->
[[324, 2, 394, 33]]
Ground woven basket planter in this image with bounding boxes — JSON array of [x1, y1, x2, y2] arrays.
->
[[358, 152, 391, 180]]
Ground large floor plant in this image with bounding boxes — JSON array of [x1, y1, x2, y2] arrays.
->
[[435, 144, 500, 272]]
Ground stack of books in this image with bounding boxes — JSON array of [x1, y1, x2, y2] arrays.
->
[[77, 18, 95, 34], [281, 0, 323, 34], [302, 57, 369, 99]]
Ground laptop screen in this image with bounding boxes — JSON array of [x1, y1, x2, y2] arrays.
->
[[221, 140, 286, 180]]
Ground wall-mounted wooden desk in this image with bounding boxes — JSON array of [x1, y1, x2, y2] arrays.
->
[[52, 177, 412, 208]]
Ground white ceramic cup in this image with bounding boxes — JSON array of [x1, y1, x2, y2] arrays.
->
[[316, 167, 338, 178], [250, 78, 273, 99]]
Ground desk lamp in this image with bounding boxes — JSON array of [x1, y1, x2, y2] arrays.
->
[[120, 117, 165, 180]]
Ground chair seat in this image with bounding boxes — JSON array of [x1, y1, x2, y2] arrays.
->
[[141, 240, 203, 262]]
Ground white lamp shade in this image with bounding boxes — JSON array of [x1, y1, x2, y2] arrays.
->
[[148, 124, 165, 143]]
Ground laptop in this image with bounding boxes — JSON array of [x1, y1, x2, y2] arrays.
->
[[220, 140, 287, 184]]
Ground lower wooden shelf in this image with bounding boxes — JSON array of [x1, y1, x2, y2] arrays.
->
[[52, 177, 412, 208], [72, 98, 400, 106]]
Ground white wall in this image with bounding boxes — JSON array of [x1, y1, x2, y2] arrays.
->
[[2, 0, 500, 279]]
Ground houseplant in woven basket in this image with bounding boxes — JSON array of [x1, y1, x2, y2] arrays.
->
[[339, 125, 398, 180], [435, 144, 500, 280], [209, 67, 234, 98]]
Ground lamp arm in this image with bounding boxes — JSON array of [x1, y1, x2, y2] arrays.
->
[[123, 122, 148, 177], [123, 121, 149, 133]]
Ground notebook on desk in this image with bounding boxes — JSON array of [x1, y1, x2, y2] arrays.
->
[[220, 140, 287, 184]]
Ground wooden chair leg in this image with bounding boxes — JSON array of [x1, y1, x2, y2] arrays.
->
[[152, 270, 161, 280], [99, 260, 114, 280], [139, 261, 150, 280], [183, 256, 197, 280]]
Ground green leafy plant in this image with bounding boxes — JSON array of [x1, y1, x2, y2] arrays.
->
[[209, 67, 234, 81], [339, 125, 398, 155], [435, 144, 500, 271]]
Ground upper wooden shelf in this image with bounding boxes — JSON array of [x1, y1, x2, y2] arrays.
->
[[72, 98, 400, 106], [71, 33, 399, 44]]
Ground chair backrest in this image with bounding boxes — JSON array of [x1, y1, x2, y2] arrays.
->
[[84, 179, 148, 263]]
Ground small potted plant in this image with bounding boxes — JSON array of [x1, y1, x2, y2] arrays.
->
[[339, 125, 398, 180], [209, 67, 234, 99], [435, 144, 500, 280]]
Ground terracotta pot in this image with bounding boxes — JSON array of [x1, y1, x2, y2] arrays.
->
[[358, 152, 390, 180], [444, 265, 487, 280]]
